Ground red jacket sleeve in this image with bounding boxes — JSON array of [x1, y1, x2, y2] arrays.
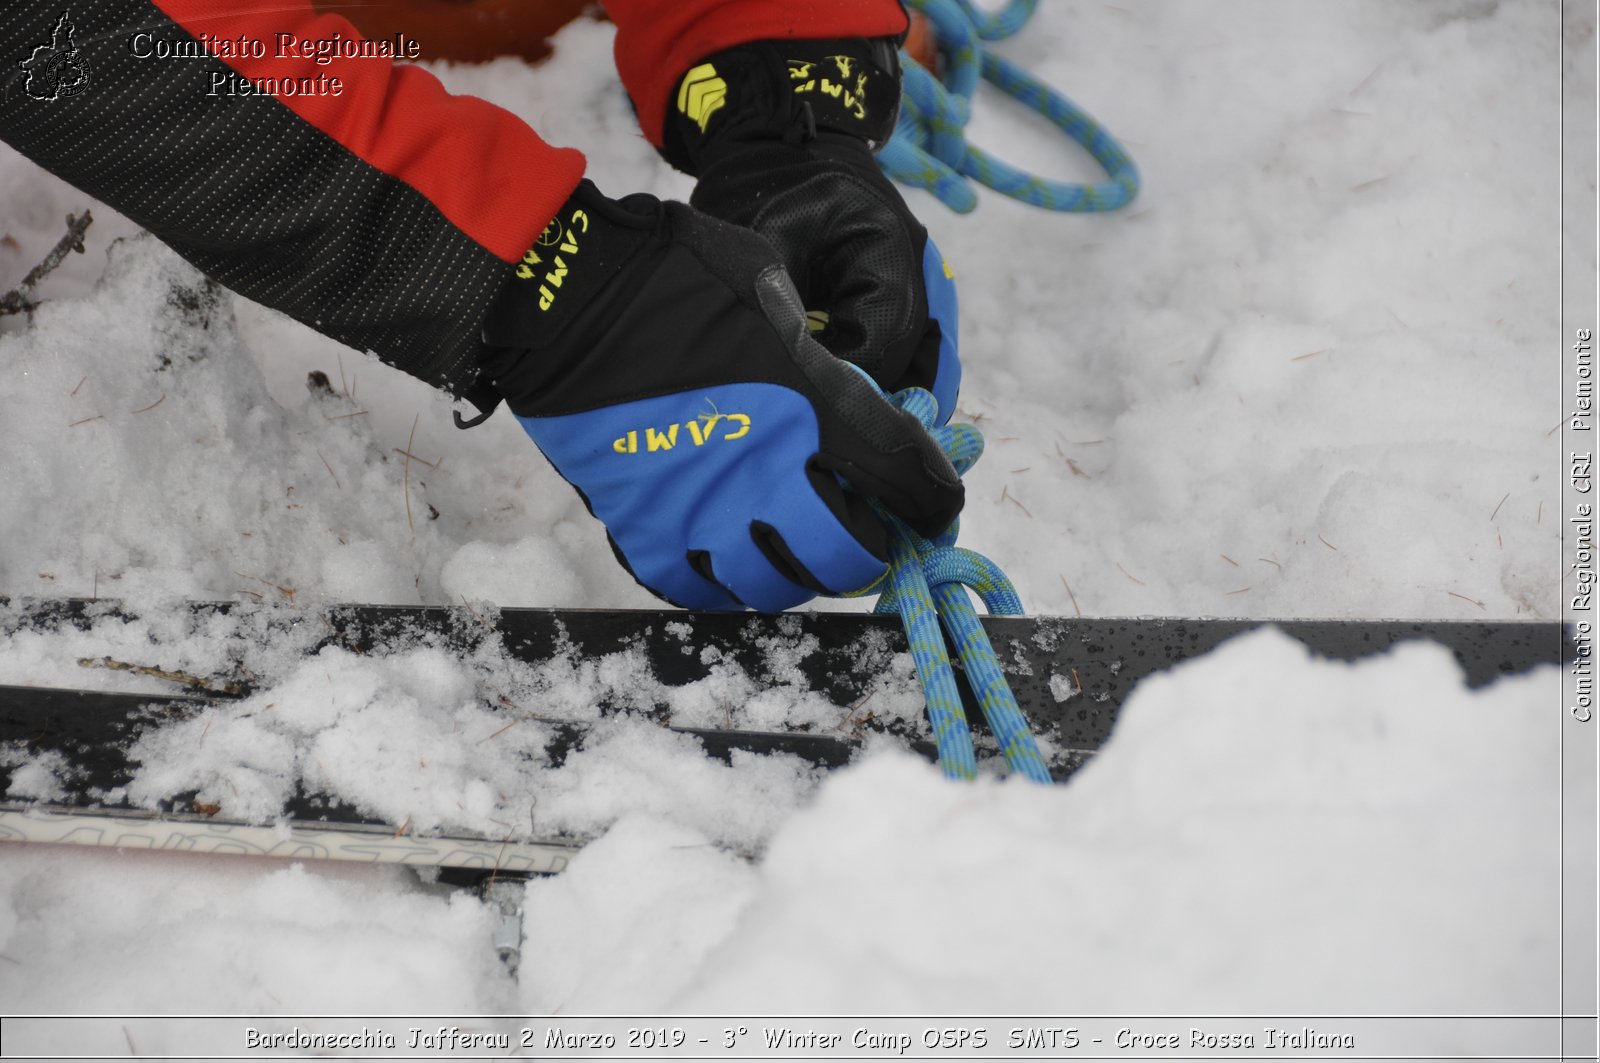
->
[[146, 0, 584, 265], [1, 0, 584, 399], [602, 0, 908, 148]]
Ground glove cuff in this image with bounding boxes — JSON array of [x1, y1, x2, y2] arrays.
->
[[479, 179, 659, 408], [661, 38, 902, 176]]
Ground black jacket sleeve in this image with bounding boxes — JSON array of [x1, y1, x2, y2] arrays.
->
[[1, 0, 585, 401]]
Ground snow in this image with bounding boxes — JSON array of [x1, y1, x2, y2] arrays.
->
[[0, 0, 1586, 1039], [665, 630, 1556, 1017]]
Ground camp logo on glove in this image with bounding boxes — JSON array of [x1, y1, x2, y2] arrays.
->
[[481, 182, 963, 613], [676, 62, 727, 133], [513, 208, 588, 312], [787, 55, 870, 123], [611, 410, 751, 454]]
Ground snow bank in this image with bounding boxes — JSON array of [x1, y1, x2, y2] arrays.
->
[[0, 628, 1559, 1020], [523, 628, 1559, 1016], [0, 848, 508, 1016]]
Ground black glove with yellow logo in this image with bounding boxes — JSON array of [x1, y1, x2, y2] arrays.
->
[[479, 179, 962, 613], [662, 37, 962, 425]]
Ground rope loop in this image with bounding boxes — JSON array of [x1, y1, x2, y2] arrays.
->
[[881, 0, 1142, 214], [839, 387, 1052, 783]]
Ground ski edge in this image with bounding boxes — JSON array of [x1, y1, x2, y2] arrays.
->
[[0, 803, 579, 874]]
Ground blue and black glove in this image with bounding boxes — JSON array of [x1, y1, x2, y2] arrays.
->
[[480, 180, 963, 613], [662, 37, 962, 425]]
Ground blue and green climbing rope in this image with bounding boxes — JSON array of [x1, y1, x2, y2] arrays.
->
[[881, 0, 1142, 214], [844, 387, 1053, 784]]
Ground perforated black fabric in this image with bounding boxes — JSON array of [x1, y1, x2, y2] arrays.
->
[[751, 265, 938, 464], [0, 0, 514, 397], [703, 147, 914, 377], [667, 36, 941, 399], [692, 136, 941, 397]]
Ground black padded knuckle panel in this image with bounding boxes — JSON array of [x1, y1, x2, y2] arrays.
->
[[665, 202, 782, 298], [690, 138, 928, 384], [757, 172, 919, 361], [752, 265, 812, 349]]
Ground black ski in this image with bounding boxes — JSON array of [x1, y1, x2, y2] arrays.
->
[[0, 597, 1570, 873]]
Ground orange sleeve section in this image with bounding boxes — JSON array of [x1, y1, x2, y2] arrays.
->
[[602, 0, 908, 147], [152, 0, 585, 263]]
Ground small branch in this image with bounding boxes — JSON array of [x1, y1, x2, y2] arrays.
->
[[78, 655, 243, 697], [1348, 62, 1385, 96], [232, 570, 296, 603], [392, 447, 439, 470], [999, 484, 1033, 518], [403, 413, 419, 539], [318, 450, 341, 490], [0, 211, 93, 317], [1059, 574, 1082, 617]]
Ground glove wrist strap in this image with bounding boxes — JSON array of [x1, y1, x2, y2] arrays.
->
[[663, 38, 902, 176]]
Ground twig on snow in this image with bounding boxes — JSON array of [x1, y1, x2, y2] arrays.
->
[[403, 413, 419, 539], [0, 210, 93, 317], [1059, 574, 1082, 617]]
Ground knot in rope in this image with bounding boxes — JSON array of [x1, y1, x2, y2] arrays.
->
[[880, 0, 1142, 214], [843, 387, 1052, 783]]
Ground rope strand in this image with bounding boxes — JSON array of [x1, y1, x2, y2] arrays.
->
[[840, 387, 1051, 783], [882, 0, 1142, 214]]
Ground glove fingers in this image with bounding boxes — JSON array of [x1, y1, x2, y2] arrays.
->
[[694, 151, 928, 391], [615, 534, 741, 612], [804, 211, 921, 383], [816, 230, 960, 427], [753, 475, 888, 593], [754, 268, 965, 537], [916, 238, 961, 425], [698, 468, 888, 612], [696, 529, 814, 614]]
